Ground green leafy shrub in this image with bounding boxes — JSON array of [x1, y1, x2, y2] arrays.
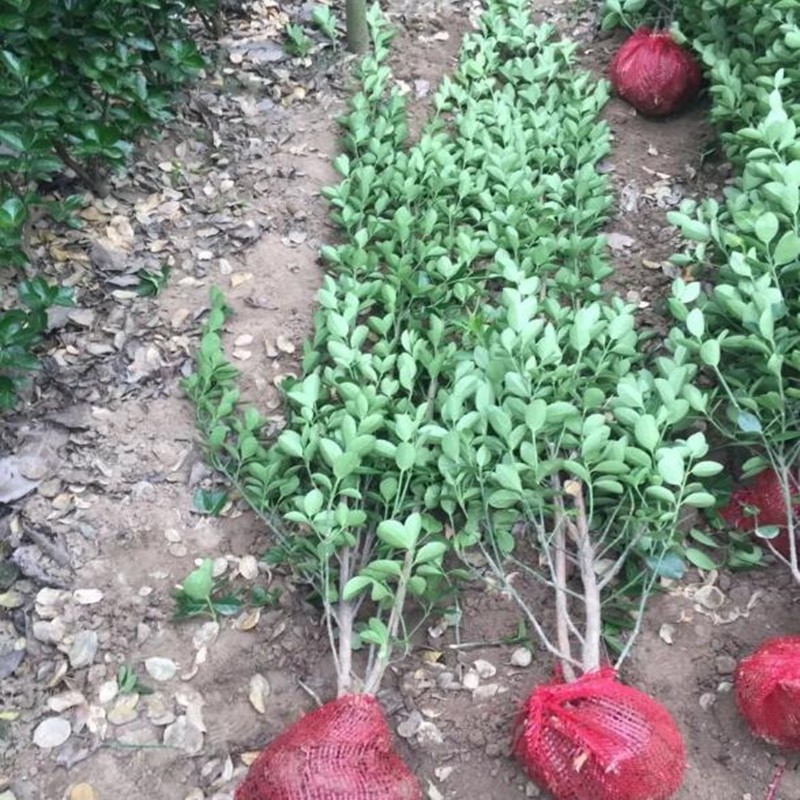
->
[[185, 1, 717, 681], [0, 0, 215, 410], [0, 0, 208, 195], [0, 276, 73, 408]]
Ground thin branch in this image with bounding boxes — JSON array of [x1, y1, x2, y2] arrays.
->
[[480, 542, 583, 672]]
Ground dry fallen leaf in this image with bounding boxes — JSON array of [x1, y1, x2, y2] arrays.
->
[[248, 674, 271, 714]]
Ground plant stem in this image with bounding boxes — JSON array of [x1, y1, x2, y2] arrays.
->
[[567, 483, 601, 674], [553, 508, 576, 682], [346, 0, 369, 54], [363, 546, 414, 694], [337, 547, 354, 695]]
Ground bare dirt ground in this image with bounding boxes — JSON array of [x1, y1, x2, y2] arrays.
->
[[1, 2, 798, 799]]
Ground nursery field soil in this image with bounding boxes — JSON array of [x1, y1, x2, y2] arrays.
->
[[2, 2, 798, 800]]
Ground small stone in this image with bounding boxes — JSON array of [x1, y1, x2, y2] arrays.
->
[[163, 716, 204, 755], [415, 720, 444, 745], [275, 335, 295, 354], [116, 721, 159, 747], [525, 781, 542, 797], [145, 657, 177, 682], [659, 623, 675, 645], [510, 647, 532, 668], [164, 529, 182, 543], [33, 716, 71, 748], [434, 766, 453, 781], [36, 587, 68, 608], [264, 339, 279, 358], [98, 679, 118, 704], [715, 655, 737, 675], [234, 334, 254, 347], [69, 631, 99, 669], [184, 791, 204, 800], [73, 589, 103, 605], [473, 659, 496, 679], [136, 623, 152, 645], [699, 692, 716, 711], [169, 543, 188, 558], [68, 784, 97, 800], [0, 791, 17, 800], [232, 349, 252, 361], [462, 670, 480, 690], [397, 710, 423, 739], [33, 619, 66, 644], [47, 690, 86, 713], [238, 555, 259, 580], [472, 684, 500, 702], [146, 694, 176, 726], [108, 694, 140, 725]]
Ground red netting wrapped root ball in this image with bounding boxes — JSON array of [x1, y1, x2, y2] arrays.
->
[[609, 28, 702, 117], [735, 637, 800, 750], [719, 469, 799, 558], [234, 694, 420, 800], [513, 668, 686, 800]]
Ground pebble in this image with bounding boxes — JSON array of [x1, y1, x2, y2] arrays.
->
[[47, 690, 86, 713], [33, 716, 72, 748], [73, 589, 103, 605], [0, 791, 17, 800], [164, 716, 204, 755], [474, 659, 497, 679], [108, 694, 140, 725], [36, 587, 68, 608], [234, 334, 254, 347], [238, 555, 259, 580], [473, 684, 501, 702], [715, 655, 737, 675], [136, 623, 152, 645], [264, 339, 279, 358], [699, 692, 716, 710], [276, 335, 295, 354], [32, 618, 66, 644], [69, 631, 99, 669], [98, 679, 118, 704], [146, 694, 176, 726], [145, 656, 177, 682], [462, 670, 480, 690], [164, 529, 182, 543], [397, 710, 423, 739], [68, 783, 97, 800], [510, 647, 532, 667]]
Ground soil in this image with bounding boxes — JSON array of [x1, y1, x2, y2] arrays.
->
[[2, 2, 798, 800]]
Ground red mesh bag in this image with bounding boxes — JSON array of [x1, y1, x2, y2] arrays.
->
[[735, 636, 800, 750], [609, 28, 702, 117], [720, 469, 799, 557], [234, 693, 421, 800], [513, 668, 685, 800]]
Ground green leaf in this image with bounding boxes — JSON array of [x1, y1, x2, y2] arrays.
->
[[395, 442, 416, 471], [657, 449, 685, 486], [376, 520, 412, 550], [192, 488, 227, 516], [685, 308, 704, 338], [683, 491, 716, 508], [699, 340, 720, 367], [494, 463, 522, 493], [278, 430, 304, 458], [736, 412, 762, 434], [181, 559, 213, 601], [773, 231, 800, 265], [342, 575, 372, 600], [685, 548, 719, 571], [634, 415, 659, 451], [414, 541, 447, 565], [691, 461, 723, 478], [646, 552, 685, 579], [754, 212, 779, 245]]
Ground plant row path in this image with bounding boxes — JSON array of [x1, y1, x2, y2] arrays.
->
[[1, 1, 797, 799]]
